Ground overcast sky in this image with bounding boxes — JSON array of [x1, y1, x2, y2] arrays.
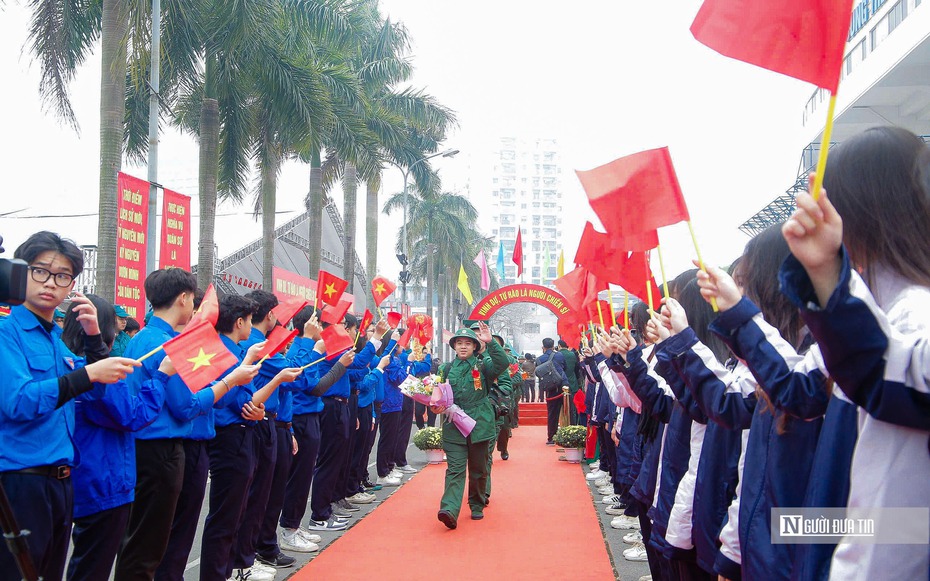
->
[[0, 0, 819, 285]]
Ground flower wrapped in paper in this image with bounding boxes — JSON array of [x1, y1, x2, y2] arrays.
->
[[399, 374, 434, 406], [430, 381, 476, 438]]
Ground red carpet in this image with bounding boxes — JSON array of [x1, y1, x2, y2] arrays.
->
[[290, 426, 614, 580], [519, 402, 547, 426]]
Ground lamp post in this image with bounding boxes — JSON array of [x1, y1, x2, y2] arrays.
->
[[398, 148, 459, 312]]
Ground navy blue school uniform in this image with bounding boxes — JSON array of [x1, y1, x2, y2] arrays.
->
[[69, 371, 164, 581], [393, 351, 431, 467], [349, 339, 395, 495], [337, 339, 379, 500], [115, 315, 215, 581], [0, 305, 108, 581]]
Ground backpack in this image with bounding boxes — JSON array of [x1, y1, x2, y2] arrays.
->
[[535, 355, 562, 392]]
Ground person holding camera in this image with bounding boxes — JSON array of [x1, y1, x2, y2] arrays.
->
[[0, 231, 140, 580]]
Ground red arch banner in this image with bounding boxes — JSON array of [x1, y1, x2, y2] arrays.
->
[[469, 284, 572, 320]]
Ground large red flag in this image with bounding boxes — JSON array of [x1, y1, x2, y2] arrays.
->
[[320, 298, 352, 325], [553, 267, 607, 313], [512, 227, 524, 277], [617, 251, 662, 307], [256, 325, 299, 361], [321, 324, 354, 360], [557, 309, 586, 350], [187, 284, 218, 330], [370, 276, 397, 307], [574, 221, 658, 284], [691, 0, 853, 94], [271, 295, 307, 327], [316, 270, 348, 307], [163, 320, 238, 392], [576, 147, 688, 243], [585, 299, 613, 328]]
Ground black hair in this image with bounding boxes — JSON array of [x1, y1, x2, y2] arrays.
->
[[740, 223, 801, 348], [244, 290, 278, 324], [193, 287, 206, 310], [14, 231, 84, 275], [62, 294, 116, 354], [629, 301, 650, 345], [125, 317, 141, 334], [557, 339, 568, 349], [216, 294, 258, 334], [144, 269, 197, 310], [542, 337, 554, 349], [345, 313, 359, 329], [292, 306, 321, 337], [677, 279, 729, 363], [824, 126, 930, 287], [668, 268, 699, 300]]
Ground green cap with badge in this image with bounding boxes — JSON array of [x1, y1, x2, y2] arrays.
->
[[449, 328, 481, 349]]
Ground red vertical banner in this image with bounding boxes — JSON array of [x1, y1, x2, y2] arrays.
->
[[160, 189, 191, 270], [116, 172, 149, 321]]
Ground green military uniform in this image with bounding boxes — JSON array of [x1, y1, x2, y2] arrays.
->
[[438, 330, 508, 526], [559, 347, 581, 423], [110, 330, 131, 357], [486, 354, 514, 499]]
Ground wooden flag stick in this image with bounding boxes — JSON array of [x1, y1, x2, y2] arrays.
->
[[624, 291, 630, 329], [596, 300, 606, 330], [810, 93, 838, 202], [299, 358, 327, 370], [136, 344, 164, 363], [656, 244, 670, 301], [645, 253, 655, 314], [686, 220, 718, 312], [607, 287, 617, 328]]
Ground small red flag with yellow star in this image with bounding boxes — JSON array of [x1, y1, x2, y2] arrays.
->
[[163, 319, 238, 392], [370, 276, 396, 307], [358, 309, 374, 334], [320, 298, 352, 326], [316, 270, 348, 308]]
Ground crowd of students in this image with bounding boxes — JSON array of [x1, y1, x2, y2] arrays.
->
[[0, 235, 441, 581], [573, 126, 930, 581]]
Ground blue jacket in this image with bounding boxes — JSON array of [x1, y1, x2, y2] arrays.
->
[[382, 350, 431, 414], [72, 373, 164, 518], [241, 328, 317, 416], [124, 316, 214, 439], [285, 339, 325, 419], [359, 340, 395, 410], [213, 335, 256, 428], [0, 305, 92, 470]]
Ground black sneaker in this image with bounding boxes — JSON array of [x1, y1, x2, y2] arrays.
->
[[438, 510, 457, 530], [256, 552, 296, 568]]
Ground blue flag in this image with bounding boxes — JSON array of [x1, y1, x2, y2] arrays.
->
[[496, 240, 505, 280]]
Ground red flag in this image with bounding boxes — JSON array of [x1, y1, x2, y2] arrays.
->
[[557, 310, 585, 350], [322, 323, 354, 360], [576, 147, 689, 244], [574, 221, 657, 284], [256, 325, 299, 361], [553, 267, 607, 313], [585, 299, 613, 328], [386, 311, 403, 329], [271, 295, 307, 327], [359, 309, 374, 334], [408, 314, 434, 345], [320, 298, 352, 325], [163, 320, 238, 392], [370, 276, 397, 307], [512, 227, 524, 277], [691, 0, 853, 94], [397, 326, 414, 349], [617, 251, 662, 307], [187, 284, 218, 329], [316, 270, 348, 307]]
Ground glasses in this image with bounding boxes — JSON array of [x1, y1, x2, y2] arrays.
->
[[28, 266, 76, 287]]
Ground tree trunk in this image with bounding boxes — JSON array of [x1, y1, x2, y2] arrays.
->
[[437, 272, 444, 357], [425, 242, 435, 325], [342, 162, 357, 293], [97, 0, 129, 302], [261, 150, 281, 291], [308, 147, 323, 274], [197, 56, 219, 290], [365, 175, 380, 281]]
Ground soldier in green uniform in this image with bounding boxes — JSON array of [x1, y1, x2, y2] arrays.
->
[[558, 339, 581, 424], [434, 323, 508, 530]]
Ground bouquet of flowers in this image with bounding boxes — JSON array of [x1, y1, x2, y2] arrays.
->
[[430, 381, 476, 438], [399, 374, 435, 405]]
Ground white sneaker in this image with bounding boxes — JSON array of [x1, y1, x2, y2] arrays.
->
[[601, 494, 622, 504], [296, 528, 322, 544], [597, 485, 614, 495], [376, 475, 401, 486], [623, 542, 648, 561], [611, 515, 641, 530], [397, 464, 418, 474], [388, 468, 403, 479], [232, 565, 274, 581], [347, 492, 376, 504], [280, 528, 320, 553], [585, 468, 604, 480], [623, 530, 643, 544], [305, 516, 347, 532], [594, 476, 611, 487], [639, 576, 653, 581], [252, 562, 276, 575], [605, 503, 627, 516]]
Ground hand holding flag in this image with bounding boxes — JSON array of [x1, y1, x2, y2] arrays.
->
[[162, 320, 239, 392], [256, 326, 300, 362]]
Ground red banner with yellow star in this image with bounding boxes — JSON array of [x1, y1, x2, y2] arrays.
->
[[370, 276, 396, 307], [163, 320, 239, 392], [316, 270, 349, 307]]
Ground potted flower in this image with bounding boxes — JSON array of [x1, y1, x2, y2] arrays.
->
[[413, 427, 445, 463], [553, 425, 587, 463]]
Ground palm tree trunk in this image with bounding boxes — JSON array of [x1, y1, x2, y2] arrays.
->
[[97, 0, 129, 302], [197, 55, 219, 290], [308, 147, 323, 274], [437, 271, 444, 355], [261, 151, 281, 291], [426, 242, 435, 326], [342, 162, 357, 293], [365, 175, 380, 281]]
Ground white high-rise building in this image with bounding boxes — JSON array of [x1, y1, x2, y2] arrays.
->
[[487, 137, 564, 287]]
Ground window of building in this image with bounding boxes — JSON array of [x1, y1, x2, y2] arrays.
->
[[543, 216, 557, 227], [532, 202, 540, 208], [521, 203, 527, 210], [502, 163, 516, 174], [532, 267, 541, 278], [500, 227, 516, 239], [524, 322, 540, 334], [532, 215, 541, 226], [501, 200, 516, 208], [501, 150, 515, 161], [889, 0, 908, 32], [532, 240, 541, 251]]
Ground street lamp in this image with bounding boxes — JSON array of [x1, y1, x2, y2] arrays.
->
[[399, 147, 459, 312]]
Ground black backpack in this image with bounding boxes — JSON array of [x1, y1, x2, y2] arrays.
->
[[535, 355, 562, 392]]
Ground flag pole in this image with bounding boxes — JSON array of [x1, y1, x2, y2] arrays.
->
[[136, 344, 164, 363], [810, 93, 838, 201], [299, 358, 327, 370], [624, 291, 629, 329], [656, 244, 670, 300], [645, 252, 655, 314], [596, 301, 606, 330], [607, 287, 617, 328], [686, 221, 718, 312]]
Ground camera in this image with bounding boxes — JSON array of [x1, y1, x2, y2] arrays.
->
[[0, 235, 28, 305]]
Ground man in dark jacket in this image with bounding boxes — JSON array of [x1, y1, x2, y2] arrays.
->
[[558, 340, 583, 424], [536, 338, 569, 444]]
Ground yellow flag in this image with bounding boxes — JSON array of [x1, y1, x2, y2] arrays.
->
[[458, 263, 474, 304], [557, 249, 565, 278]]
